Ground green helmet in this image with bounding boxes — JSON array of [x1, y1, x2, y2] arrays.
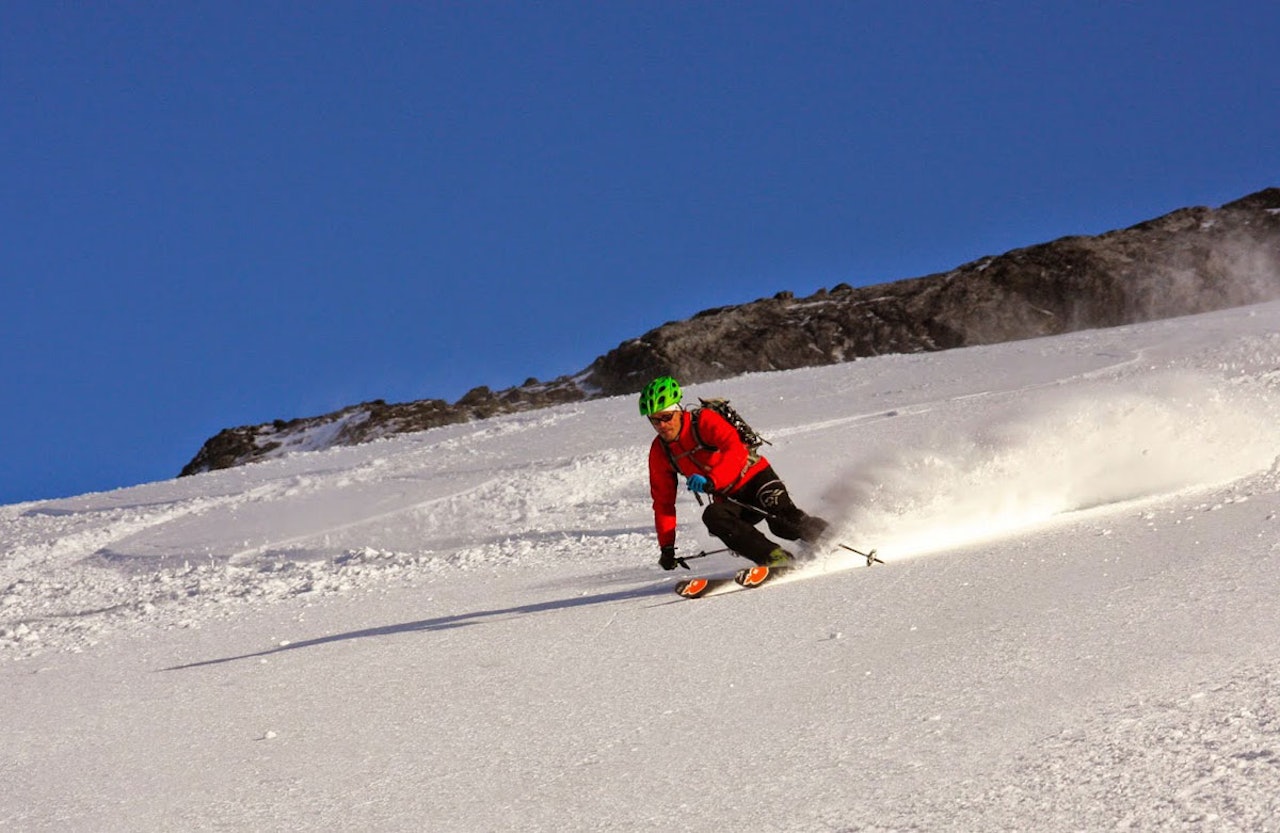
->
[[639, 376, 682, 416]]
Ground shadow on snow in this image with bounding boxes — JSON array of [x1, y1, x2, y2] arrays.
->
[[159, 580, 672, 672]]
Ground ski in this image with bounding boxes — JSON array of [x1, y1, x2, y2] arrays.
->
[[673, 575, 721, 598], [673, 565, 790, 598], [735, 563, 785, 588], [670, 542, 878, 599]]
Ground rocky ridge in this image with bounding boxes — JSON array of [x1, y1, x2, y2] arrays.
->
[[181, 187, 1280, 476]]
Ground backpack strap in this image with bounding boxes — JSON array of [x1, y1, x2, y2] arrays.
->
[[661, 408, 710, 474], [687, 408, 708, 451]]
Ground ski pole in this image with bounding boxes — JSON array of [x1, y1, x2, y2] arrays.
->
[[717, 491, 783, 520], [674, 547, 731, 569], [717, 494, 883, 566], [838, 543, 884, 566]]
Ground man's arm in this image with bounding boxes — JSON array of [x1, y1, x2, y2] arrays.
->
[[648, 440, 679, 548]]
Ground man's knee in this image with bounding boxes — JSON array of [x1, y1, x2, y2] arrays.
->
[[702, 502, 735, 535]]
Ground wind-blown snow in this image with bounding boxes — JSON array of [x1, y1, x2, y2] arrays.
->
[[4, 303, 1280, 831]]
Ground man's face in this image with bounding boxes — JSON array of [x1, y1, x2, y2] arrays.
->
[[648, 409, 682, 442]]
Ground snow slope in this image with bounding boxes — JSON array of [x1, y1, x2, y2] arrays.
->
[[4, 302, 1280, 831]]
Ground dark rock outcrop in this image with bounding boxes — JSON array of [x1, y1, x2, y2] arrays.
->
[[584, 188, 1280, 393], [181, 188, 1280, 476]]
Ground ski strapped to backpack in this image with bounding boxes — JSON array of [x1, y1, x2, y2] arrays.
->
[[660, 397, 773, 490]]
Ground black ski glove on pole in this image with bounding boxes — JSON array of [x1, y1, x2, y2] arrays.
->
[[659, 546, 678, 571]]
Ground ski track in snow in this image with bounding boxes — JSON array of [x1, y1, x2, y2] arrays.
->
[[4, 303, 1280, 831]]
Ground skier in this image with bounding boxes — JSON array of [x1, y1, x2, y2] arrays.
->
[[640, 375, 829, 573]]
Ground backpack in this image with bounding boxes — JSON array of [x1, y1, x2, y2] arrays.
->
[[695, 397, 771, 455], [661, 397, 772, 476]]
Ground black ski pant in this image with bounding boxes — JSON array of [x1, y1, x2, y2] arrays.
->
[[701, 466, 829, 565]]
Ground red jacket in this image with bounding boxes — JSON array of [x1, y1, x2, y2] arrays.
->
[[648, 408, 770, 549]]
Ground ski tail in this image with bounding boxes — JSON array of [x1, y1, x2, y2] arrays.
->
[[734, 564, 774, 587], [674, 577, 712, 598]]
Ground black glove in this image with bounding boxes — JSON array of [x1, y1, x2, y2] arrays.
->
[[658, 546, 678, 571]]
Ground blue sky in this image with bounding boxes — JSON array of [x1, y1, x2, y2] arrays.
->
[[3, 2, 1277, 505]]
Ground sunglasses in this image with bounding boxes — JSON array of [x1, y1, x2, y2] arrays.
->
[[648, 411, 678, 425]]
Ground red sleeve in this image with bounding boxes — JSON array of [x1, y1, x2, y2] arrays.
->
[[648, 439, 678, 548]]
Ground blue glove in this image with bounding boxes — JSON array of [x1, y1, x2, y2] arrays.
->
[[686, 474, 712, 494]]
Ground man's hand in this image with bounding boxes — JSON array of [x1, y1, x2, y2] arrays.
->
[[659, 546, 678, 571], [686, 474, 712, 494]]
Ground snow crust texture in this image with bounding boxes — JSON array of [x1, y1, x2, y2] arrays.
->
[[5, 302, 1280, 831]]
